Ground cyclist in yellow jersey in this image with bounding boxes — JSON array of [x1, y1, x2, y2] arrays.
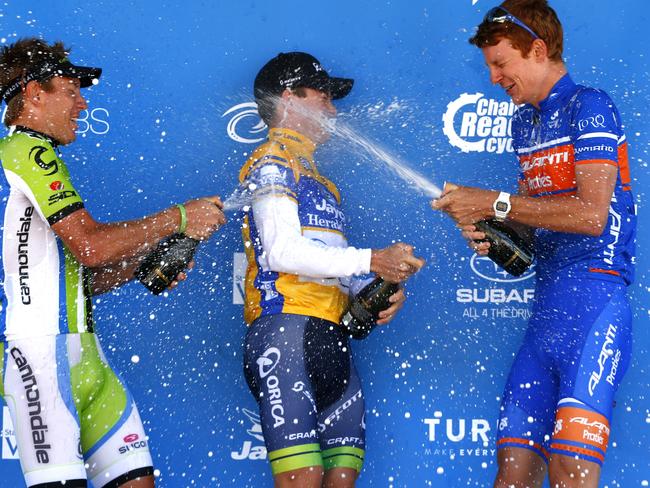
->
[[0, 38, 226, 488], [241, 52, 425, 488]]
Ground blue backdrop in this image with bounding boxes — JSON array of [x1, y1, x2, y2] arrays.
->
[[1, 1, 648, 486]]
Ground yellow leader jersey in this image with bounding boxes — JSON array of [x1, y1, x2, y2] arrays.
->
[[239, 128, 370, 325]]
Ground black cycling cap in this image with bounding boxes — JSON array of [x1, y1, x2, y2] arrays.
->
[[254, 52, 353, 101], [0, 55, 102, 104]]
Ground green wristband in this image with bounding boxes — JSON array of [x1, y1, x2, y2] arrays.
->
[[176, 203, 187, 234]]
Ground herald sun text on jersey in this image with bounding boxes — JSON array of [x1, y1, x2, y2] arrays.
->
[[239, 128, 352, 324]]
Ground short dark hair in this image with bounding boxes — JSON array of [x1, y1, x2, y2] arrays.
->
[[469, 0, 563, 62], [0, 38, 69, 126], [256, 86, 309, 127]]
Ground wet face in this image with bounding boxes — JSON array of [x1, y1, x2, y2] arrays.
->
[[284, 87, 336, 144], [481, 38, 547, 107], [39, 77, 88, 145]]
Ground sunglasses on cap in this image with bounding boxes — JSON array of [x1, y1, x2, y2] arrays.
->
[[484, 6, 540, 40]]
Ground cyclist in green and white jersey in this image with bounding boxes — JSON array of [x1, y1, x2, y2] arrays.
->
[[0, 38, 226, 488]]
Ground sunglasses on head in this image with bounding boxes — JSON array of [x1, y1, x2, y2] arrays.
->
[[484, 6, 540, 40]]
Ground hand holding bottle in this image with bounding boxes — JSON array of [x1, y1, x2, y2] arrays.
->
[[135, 233, 200, 295], [182, 196, 227, 241], [135, 196, 227, 295], [340, 278, 401, 339], [376, 287, 405, 325], [430, 182, 497, 226], [431, 183, 533, 276], [341, 242, 423, 339]]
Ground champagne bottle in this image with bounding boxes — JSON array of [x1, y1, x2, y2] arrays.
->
[[135, 233, 199, 295], [473, 219, 534, 276], [339, 278, 399, 340]]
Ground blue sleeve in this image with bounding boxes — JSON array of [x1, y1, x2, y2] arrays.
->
[[571, 89, 621, 165]]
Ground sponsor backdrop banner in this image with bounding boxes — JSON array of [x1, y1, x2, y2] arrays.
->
[[1, 1, 648, 486]]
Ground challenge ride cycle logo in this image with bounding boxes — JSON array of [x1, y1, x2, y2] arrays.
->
[[442, 93, 516, 154], [222, 102, 267, 144]]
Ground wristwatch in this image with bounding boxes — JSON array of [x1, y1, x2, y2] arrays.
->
[[493, 192, 511, 221]]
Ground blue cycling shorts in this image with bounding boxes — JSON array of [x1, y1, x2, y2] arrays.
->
[[496, 277, 632, 466], [243, 313, 365, 475]]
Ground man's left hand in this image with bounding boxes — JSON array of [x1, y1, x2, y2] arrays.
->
[[376, 287, 406, 325], [431, 182, 498, 225], [167, 260, 195, 290]]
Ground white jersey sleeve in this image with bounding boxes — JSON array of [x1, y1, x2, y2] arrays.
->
[[253, 195, 371, 278]]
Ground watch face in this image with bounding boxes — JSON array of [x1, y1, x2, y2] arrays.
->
[[496, 202, 509, 212]]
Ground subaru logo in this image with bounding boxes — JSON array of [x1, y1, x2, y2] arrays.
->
[[470, 254, 535, 283]]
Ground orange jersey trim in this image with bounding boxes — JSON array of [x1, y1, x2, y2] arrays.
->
[[618, 141, 632, 189], [552, 406, 610, 459], [575, 158, 617, 167], [496, 437, 550, 459], [589, 268, 621, 277], [519, 143, 576, 196], [549, 442, 605, 464]]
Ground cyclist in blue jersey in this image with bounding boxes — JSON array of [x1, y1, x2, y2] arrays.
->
[[432, 1, 636, 487], [0, 38, 226, 488], [241, 52, 425, 488]]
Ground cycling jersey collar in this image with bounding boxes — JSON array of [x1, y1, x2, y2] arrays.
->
[[269, 127, 316, 158], [538, 73, 575, 113], [11, 125, 59, 148]]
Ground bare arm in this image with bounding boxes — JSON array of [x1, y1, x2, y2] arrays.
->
[[432, 164, 616, 237], [89, 258, 143, 295], [53, 207, 179, 269], [509, 165, 616, 236], [89, 256, 194, 295], [507, 180, 535, 240], [52, 197, 226, 268]]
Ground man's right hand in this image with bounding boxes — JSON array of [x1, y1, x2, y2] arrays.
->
[[183, 196, 227, 240], [370, 242, 425, 283]]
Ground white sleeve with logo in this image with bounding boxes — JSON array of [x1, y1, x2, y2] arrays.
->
[[253, 195, 371, 278]]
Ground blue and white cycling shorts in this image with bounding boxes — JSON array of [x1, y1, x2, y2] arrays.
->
[[1, 333, 153, 487], [244, 313, 365, 476], [496, 277, 632, 466]]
